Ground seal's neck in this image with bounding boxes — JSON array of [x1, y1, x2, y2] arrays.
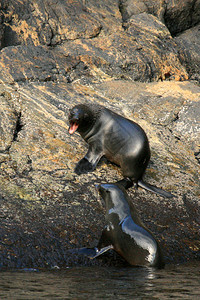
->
[[78, 117, 96, 138], [105, 192, 131, 224]]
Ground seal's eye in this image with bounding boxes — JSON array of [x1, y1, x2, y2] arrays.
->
[[105, 189, 110, 195]]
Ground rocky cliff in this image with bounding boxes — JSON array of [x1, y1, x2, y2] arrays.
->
[[0, 0, 199, 269]]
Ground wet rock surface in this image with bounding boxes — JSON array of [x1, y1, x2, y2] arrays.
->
[[0, 0, 199, 269]]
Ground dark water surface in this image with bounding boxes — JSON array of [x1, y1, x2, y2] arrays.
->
[[0, 262, 199, 299]]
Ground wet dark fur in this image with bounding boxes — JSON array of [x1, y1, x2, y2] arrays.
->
[[68, 103, 174, 198]]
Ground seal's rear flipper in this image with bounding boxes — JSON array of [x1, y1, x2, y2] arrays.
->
[[91, 245, 114, 259], [138, 179, 175, 198], [68, 246, 113, 259]]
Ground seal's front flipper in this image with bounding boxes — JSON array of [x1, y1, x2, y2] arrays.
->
[[75, 148, 103, 175], [91, 245, 114, 259], [68, 246, 113, 259], [138, 179, 175, 198], [76, 247, 98, 258], [75, 157, 95, 174]]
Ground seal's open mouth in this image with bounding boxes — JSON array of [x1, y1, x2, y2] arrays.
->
[[69, 122, 79, 134]]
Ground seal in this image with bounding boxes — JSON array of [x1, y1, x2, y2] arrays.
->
[[74, 183, 165, 268], [68, 103, 174, 198]]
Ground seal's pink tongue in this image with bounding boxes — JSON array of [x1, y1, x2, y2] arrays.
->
[[69, 122, 79, 134]]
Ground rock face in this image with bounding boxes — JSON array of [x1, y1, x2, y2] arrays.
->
[[176, 24, 200, 81], [0, 0, 199, 269], [119, 0, 200, 35]]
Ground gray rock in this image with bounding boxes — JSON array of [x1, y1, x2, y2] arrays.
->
[[164, 0, 200, 36], [176, 24, 200, 81], [170, 101, 200, 151], [119, 0, 200, 35]]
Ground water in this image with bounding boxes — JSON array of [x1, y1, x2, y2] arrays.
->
[[0, 262, 199, 299]]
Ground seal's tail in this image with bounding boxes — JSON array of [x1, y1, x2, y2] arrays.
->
[[138, 179, 175, 198]]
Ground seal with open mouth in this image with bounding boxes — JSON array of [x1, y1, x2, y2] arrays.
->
[[68, 103, 174, 198]]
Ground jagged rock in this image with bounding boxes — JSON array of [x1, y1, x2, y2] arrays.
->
[[0, 0, 102, 47], [0, 0, 199, 269], [0, 0, 189, 82], [119, 0, 166, 22], [119, 0, 200, 35], [0, 45, 83, 83], [170, 100, 200, 151], [164, 0, 200, 36], [175, 24, 200, 81], [57, 12, 188, 82], [124, 13, 187, 81]]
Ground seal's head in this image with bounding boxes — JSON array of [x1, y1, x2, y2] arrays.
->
[[96, 184, 130, 220], [68, 104, 94, 135]]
